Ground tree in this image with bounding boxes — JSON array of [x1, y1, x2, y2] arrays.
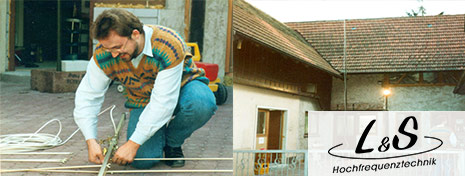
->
[[406, 0, 426, 17]]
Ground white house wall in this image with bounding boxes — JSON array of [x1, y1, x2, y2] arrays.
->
[[233, 84, 312, 150], [299, 97, 320, 149], [332, 74, 465, 111], [0, 0, 8, 73], [203, 0, 228, 78]]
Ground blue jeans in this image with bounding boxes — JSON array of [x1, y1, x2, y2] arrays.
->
[[126, 80, 217, 169]]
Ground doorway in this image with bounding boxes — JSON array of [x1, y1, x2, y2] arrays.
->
[[255, 108, 285, 165], [255, 109, 285, 150], [11, 0, 90, 71]]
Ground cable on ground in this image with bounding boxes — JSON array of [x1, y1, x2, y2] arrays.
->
[[0, 105, 118, 153]]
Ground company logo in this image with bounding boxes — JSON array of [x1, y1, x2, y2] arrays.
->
[[328, 116, 443, 160]]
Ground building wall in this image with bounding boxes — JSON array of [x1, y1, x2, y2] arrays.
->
[[233, 84, 312, 150], [389, 86, 465, 111], [299, 97, 320, 149], [0, 0, 8, 73], [158, 0, 186, 38], [331, 74, 385, 110], [332, 74, 465, 111], [202, 0, 228, 78]]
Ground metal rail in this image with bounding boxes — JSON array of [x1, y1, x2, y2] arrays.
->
[[2, 169, 234, 174], [98, 113, 126, 176]]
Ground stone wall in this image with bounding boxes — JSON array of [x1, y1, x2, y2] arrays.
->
[[202, 0, 228, 78], [159, 0, 186, 37], [389, 86, 465, 111], [331, 74, 385, 110], [331, 74, 465, 111]]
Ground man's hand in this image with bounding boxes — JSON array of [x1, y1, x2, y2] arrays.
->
[[112, 140, 140, 165], [86, 139, 104, 164]]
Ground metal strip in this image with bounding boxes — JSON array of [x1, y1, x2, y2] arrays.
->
[[0, 159, 67, 163], [134, 158, 233, 160], [234, 150, 307, 175], [0, 152, 73, 155], [1, 169, 233, 174], [98, 113, 126, 176], [304, 150, 308, 176], [1, 165, 102, 173]]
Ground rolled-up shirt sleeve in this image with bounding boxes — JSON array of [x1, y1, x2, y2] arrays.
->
[[74, 57, 111, 140], [129, 61, 183, 145]]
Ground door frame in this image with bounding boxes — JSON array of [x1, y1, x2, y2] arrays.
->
[[8, 0, 16, 71], [254, 106, 288, 150]]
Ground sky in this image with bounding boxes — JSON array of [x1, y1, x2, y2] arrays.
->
[[245, 0, 465, 22]]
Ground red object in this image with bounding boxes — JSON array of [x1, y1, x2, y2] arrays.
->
[[195, 62, 218, 81]]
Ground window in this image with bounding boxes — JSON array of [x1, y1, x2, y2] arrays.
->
[[257, 111, 266, 134], [306, 111, 319, 137], [304, 111, 308, 138], [303, 83, 317, 94]]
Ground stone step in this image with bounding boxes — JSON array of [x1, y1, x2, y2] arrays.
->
[[0, 70, 31, 84]]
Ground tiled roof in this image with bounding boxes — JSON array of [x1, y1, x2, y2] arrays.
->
[[233, 0, 341, 77], [286, 15, 465, 73]]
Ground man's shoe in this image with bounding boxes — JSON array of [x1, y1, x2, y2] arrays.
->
[[164, 146, 185, 167]]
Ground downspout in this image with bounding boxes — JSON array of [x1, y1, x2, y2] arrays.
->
[[343, 19, 347, 110]]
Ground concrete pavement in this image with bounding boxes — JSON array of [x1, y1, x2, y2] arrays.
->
[[0, 80, 233, 176]]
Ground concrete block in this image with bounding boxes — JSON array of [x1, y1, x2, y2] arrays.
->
[[61, 60, 89, 72], [31, 69, 85, 93]]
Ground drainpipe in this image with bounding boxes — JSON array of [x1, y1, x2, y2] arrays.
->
[[343, 19, 347, 110]]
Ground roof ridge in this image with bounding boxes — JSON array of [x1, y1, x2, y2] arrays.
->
[[235, 0, 309, 44], [285, 14, 465, 24], [233, 0, 342, 76]]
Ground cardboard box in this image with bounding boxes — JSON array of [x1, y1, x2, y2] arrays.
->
[[31, 69, 86, 93]]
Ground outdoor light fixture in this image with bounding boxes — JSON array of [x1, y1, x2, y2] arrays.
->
[[382, 88, 392, 111], [237, 39, 243, 49], [383, 89, 391, 96]]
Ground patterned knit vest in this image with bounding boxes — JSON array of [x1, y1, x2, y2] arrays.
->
[[93, 25, 208, 108]]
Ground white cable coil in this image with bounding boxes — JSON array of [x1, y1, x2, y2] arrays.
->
[[0, 105, 118, 153]]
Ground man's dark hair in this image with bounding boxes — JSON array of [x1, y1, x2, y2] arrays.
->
[[91, 9, 144, 40]]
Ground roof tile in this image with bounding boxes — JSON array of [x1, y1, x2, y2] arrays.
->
[[286, 15, 465, 73], [233, 0, 340, 76]]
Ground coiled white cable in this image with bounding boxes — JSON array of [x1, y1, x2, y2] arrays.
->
[[0, 105, 118, 153]]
